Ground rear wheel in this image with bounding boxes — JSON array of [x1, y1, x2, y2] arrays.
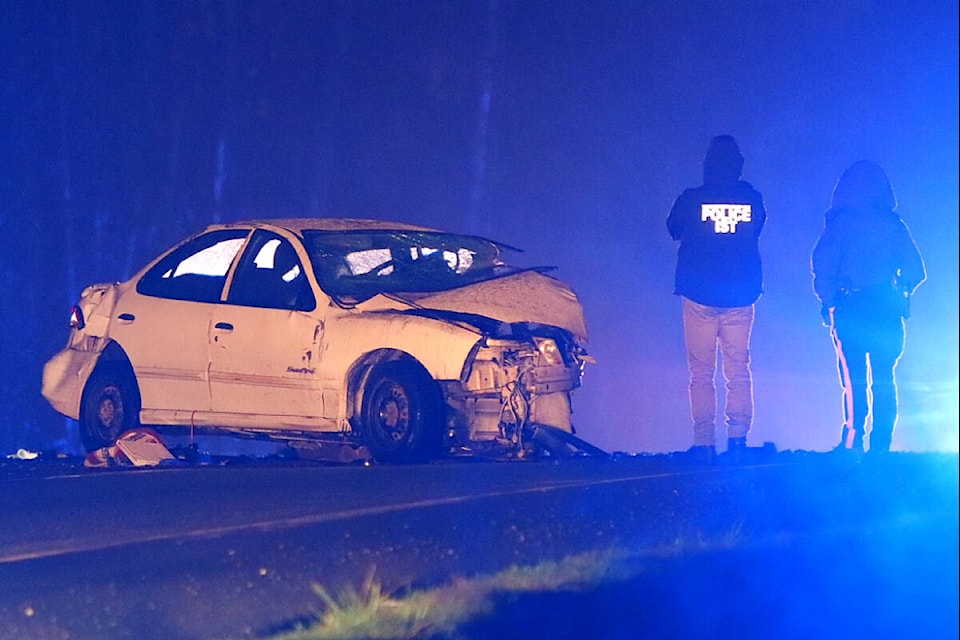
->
[[79, 364, 140, 452], [360, 361, 442, 464]]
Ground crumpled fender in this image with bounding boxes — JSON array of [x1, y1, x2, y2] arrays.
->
[[324, 310, 481, 383], [75, 283, 119, 338], [41, 282, 120, 419], [41, 347, 103, 420]]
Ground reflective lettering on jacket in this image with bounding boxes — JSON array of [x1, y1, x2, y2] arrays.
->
[[701, 204, 752, 233]]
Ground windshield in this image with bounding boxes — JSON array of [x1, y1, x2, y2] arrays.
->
[[303, 230, 522, 299]]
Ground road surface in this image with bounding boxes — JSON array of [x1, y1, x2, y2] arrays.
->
[[0, 450, 956, 639]]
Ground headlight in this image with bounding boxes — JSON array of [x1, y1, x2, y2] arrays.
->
[[534, 337, 563, 366]]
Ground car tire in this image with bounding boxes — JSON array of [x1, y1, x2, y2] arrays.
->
[[360, 361, 442, 464], [79, 364, 141, 452]]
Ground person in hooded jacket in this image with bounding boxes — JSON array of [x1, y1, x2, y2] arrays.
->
[[812, 160, 925, 455], [668, 135, 767, 463]]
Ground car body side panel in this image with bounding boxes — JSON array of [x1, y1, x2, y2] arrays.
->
[[138, 409, 333, 431], [108, 291, 214, 414], [208, 307, 325, 420], [322, 310, 480, 383]]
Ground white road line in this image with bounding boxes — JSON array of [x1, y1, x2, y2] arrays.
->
[[0, 468, 706, 564]]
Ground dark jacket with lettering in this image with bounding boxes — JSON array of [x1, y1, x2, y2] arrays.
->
[[667, 180, 767, 307]]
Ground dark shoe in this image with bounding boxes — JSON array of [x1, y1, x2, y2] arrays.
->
[[681, 444, 716, 465], [867, 435, 892, 454], [722, 436, 748, 465], [864, 446, 890, 461], [727, 436, 747, 451], [829, 443, 863, 463]]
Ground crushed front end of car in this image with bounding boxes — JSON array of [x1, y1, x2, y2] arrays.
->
[[305, 229, 595, 459], [441, 318, 591, 457]]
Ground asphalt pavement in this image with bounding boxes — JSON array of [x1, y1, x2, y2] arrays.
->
[[0, 449, 957, 640]]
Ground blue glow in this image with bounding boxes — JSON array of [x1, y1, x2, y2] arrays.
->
[[0, 1, 955, 456]]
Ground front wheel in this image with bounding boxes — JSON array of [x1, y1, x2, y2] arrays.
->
[[360, 361, 442, 464], [79, 364, 141, 452]]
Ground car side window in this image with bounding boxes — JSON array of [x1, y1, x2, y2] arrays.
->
[[137, 230, 249, 302], [227, 231, 316, 311]]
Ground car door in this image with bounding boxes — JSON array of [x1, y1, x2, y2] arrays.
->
[[208, 230, 325, 425], [116, 229, 250, 415]]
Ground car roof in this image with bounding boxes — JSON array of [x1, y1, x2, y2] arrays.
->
[[214, 218, 442, 235]]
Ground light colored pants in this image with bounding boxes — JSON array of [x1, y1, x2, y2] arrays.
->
[[682, 297, 755, 446]]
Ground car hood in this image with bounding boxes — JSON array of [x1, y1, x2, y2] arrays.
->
[[389, 270, 588, 341]]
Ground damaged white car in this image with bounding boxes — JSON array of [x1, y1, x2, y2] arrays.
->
[[42, 218, 595, 463]]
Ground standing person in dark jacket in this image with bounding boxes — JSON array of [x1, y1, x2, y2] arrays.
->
[[812, 160, 925, 454], [668, 135, 767, 463]]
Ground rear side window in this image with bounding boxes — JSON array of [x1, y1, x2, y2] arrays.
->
[[137, 230, 249, 302]]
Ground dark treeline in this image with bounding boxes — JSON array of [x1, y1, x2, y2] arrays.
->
[[1, 1, 501, 453], [2, 1, 956, 456]]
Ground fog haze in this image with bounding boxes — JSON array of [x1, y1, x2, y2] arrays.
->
[[1, 1, 956, 455]]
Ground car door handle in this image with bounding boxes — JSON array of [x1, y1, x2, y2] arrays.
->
[[214, 322, 234, 331], [117, 313, 135, 322]]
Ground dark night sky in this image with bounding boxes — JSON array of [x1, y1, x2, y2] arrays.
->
[[1, 0, 957, 456]]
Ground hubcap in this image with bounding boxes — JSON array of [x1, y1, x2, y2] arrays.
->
[[378, 384, 409, 442], [97, 385, 124, 435]]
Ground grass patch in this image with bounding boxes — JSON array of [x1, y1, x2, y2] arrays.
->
[[259, 528, 745, 640], [261, 550, 622, 640]]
